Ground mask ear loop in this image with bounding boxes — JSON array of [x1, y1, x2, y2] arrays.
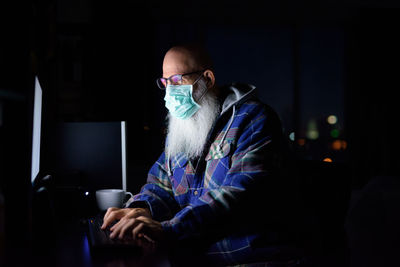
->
[[192, 75, 210, 104]]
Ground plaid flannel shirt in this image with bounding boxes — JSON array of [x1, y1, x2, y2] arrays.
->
[[129, 83, 284, 265]]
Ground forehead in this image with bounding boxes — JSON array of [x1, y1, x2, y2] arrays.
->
[[162, 50, 196, 77]]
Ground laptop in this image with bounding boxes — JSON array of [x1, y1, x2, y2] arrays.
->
[[86, 212, 141, 251]]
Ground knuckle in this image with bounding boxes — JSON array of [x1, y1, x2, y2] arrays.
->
[[131, 208, 142, 215], [137, 216, 147, 221]]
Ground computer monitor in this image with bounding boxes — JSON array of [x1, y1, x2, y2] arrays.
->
[[52, 121, 128, 192], [31, 76, 42, 184], [28, 76, 57, 259]]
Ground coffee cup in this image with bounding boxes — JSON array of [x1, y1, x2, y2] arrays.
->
[[95, 189, 133, 211]]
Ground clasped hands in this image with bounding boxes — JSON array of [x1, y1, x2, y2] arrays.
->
[[101, 207, 164, 247]]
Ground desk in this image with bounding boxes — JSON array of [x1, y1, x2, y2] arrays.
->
[[32, 217, 171, 267]]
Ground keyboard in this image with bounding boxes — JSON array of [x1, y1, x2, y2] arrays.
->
[[87, 213, 140, 249]]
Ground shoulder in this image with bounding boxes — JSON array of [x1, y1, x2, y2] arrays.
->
[[235, 98, 281, 126]]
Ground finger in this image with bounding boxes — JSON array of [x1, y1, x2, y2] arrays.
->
[[102, 214, 117, 230], [109, 218, 127, 238], [110, 218, 140, 239], [109, 218, 123, 232], [104, 207, 116, 220], [101, 208, 118, 229], [109, 211, 132, 231], [136, 215, 151, 223], [109, 224, 122, 239], [108, 210, 148, 231], [142, 234, 155, 243], [102, 209, 125, 229], [118, 219, 136, 240], [132, 222, 145, 240], [103, 207, 118, 222]]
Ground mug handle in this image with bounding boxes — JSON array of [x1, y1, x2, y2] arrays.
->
[[123, 192, 134, 207], [125, 192, 134, 199]]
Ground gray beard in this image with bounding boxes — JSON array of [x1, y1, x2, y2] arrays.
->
[[165, 92, 220, 160]]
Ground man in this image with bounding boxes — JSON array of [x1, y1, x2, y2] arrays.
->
[[101, 44, 298, 265]]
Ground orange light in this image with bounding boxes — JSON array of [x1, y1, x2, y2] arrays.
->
[[332, 140, 342, 150], [297, 138, 306, 146], [331, 139, 348, 151], [323, 157, 333, 163]]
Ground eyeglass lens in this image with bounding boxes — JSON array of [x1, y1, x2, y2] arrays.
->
[[158, 75, 183, 89]]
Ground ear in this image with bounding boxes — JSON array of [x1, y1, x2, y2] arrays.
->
[[203, 69, 215, 89]]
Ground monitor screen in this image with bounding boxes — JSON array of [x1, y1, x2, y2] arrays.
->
[[52, 121, 127, 191], [31, 76, 42, 183]]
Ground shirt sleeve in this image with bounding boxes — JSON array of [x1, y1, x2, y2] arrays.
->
[[161, 103, 283, 241], [127, 152, 180, 222]]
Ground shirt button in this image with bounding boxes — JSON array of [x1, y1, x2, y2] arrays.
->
[[194, 190, 198, 196]]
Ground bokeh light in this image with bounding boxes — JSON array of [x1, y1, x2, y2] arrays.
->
[[332, 140, 342, 150], [307, 130, 319, 140], [306, 119, 319, 140], [289, 132, 295, 141], [297, 138, 306, 146], [330, 129, 340, 138], [327, 115, 338, 124]]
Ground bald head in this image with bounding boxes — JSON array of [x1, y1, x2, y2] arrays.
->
[[162, 44, 216, 92], [163, 44, 212, 74]]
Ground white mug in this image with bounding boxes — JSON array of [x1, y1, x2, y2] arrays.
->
[[95, 189, 133, 211]]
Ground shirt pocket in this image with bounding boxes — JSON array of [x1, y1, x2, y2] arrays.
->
[[204, 140, 232, 189], [205, 140, 232, 160]]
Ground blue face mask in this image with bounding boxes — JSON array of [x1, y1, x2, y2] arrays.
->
[[164, 78, 207, 120], [164, 84, 200, 120]]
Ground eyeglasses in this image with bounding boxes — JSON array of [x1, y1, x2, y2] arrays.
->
[[156, 70, 205, 90]]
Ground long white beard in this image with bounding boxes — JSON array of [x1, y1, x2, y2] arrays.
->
[[165, 90, 220, 160]]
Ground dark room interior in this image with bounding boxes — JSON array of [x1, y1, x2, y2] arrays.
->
[[1, 1, 400, 267]]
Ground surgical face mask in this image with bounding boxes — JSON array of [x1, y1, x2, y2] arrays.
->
[[164, 78, 208, 120]]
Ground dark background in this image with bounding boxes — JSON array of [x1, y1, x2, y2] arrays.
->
[[1, 1, 400, 266]]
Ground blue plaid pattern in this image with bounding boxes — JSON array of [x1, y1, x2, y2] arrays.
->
[[130, 97, 283, 265]]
